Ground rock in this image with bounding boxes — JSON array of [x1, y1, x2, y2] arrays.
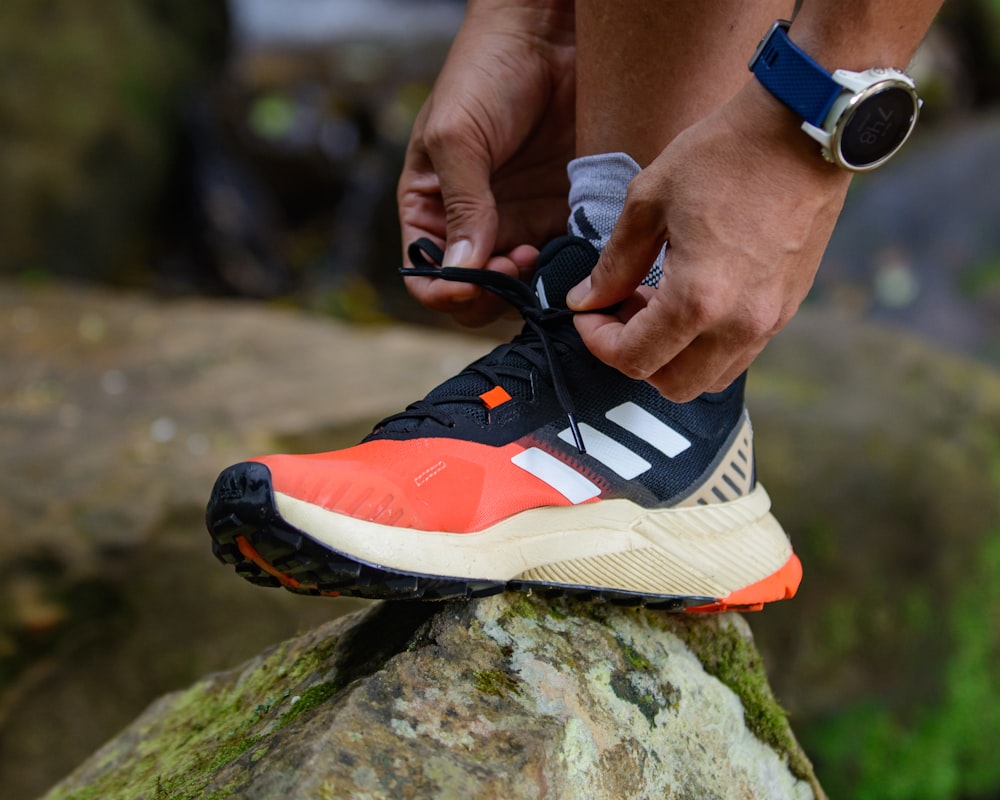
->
[[0, 280, 493, 799], [748, 309, 1000, 800], [40, 594, 824, 800]]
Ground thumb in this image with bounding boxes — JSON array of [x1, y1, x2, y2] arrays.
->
[[567, 186, 667, 310]]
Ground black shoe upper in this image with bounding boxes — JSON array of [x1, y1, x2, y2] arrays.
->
[[373, 236, 750, 507]]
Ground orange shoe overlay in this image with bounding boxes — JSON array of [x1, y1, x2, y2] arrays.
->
[[252, 438, 597, 534]]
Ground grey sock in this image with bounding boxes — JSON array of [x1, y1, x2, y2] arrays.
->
[[566, 152, 665, 287]]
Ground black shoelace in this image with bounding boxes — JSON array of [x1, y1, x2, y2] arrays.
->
[[389, 238, 586, 452]]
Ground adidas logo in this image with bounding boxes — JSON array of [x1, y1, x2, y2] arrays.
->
[[511, 401, 693, 504]]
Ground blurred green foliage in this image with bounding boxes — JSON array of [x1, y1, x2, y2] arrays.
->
[[803, 529, 1000, 800], [0, 0, 226, 281]]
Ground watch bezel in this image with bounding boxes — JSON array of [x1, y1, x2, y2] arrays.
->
[[826, 76, 920, 172]]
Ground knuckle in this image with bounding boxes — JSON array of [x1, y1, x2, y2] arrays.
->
[[422, 117, 463, 154], [683, 291, 726, 329], [623, 177, 663, 227], [742, 302, 788, 340], [741, 310, 777, 340], [422, 106, 485, 156], [612, 345, 656, 382], [773, 304, 797, 333]]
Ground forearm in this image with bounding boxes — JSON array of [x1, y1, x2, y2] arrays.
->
[[463, 0, 575, 43], [790, 0, 945, 70], [576, 0, 793, 163]]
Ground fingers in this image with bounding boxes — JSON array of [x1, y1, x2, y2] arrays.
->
[[398, 104, 502, 320], [573, 253, 791, 402], [568, 84, 848, 402], [566, 171, 667, 312], [398, 100, 498, 262], [574, 299, 777, 402], [402, 248, 539, 328], [422, 119, 499, 270], [642, 332, 773, 401], [573, 289, 699, 401]]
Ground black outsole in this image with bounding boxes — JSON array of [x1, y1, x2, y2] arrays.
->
[[205, 461, 714, 610]]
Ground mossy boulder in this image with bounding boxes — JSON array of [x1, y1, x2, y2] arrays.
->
[[41, 594, 824, 800], [747, 309, 1000, 800]]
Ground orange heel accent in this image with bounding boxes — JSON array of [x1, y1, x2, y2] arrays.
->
[[686, 553, 802, 614]]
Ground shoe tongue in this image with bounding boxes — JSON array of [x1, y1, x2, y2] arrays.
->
[[531, 236, 599, 310]]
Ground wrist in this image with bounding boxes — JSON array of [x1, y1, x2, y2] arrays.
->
[[728, 79, 852, 188]]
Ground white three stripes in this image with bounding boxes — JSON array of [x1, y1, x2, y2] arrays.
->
[[511, 448, 601, 504], [513, 401, 692, 503], [606, 402, 692, 458], [558, 423, 650, 479]]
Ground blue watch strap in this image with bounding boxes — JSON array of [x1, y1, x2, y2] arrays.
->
[[749, 20, 843, 127]]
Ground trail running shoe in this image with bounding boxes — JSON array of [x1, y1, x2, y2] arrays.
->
[[206, 236, 801, 611]]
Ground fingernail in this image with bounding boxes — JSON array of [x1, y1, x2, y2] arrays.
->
[[566, 276, 592, 308], [443, 239, 473, 267]]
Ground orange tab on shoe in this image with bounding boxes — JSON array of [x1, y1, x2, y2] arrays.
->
[[479, 385, 512, 409]]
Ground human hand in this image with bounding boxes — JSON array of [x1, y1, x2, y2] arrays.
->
[[398, 0, 576, 326], [568, 80, 853, 401]]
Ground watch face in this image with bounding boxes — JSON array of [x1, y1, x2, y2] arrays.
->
[[838, 85, 918, 169]]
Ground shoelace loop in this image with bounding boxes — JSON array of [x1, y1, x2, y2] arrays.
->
[[400, 238, 586, 452]]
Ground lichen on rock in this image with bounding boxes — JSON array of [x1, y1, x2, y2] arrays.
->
[[43, 594, 823, 800]]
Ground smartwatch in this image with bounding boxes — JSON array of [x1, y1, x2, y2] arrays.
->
[[749, 19, 921, 172]]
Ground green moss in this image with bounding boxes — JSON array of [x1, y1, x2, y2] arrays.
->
[[473, 668, 522, 699], [501, 594, 539, 623], [616, 637, 653, 672], [45, 602, 446, 799], [673, 617, 814, 784], [279, 679, 343, 726], [42, 633, 341, 800]]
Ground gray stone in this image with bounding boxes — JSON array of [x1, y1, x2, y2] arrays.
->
[[41, 594, 824, 800]]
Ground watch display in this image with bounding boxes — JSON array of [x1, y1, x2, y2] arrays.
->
[[835, 83, 919, 169]]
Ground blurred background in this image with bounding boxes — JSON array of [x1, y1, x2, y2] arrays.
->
[[2, 0, 1000, 343], [2, 1, 1000, 799]]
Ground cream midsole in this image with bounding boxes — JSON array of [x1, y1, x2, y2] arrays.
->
[[273, 485, 791, 597]]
